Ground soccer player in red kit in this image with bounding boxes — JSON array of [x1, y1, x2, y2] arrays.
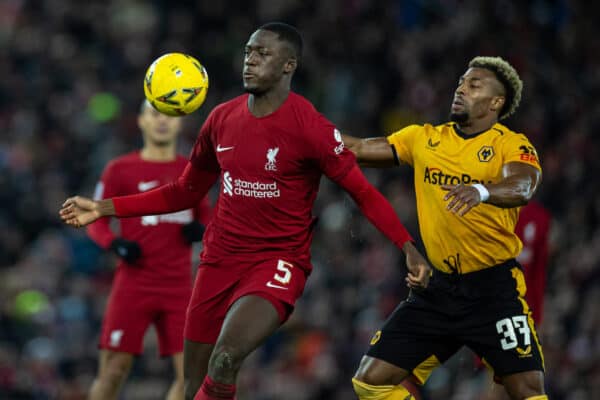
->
[[515, 200, 551, 325], [60, 23, 431, 400], [86, 101, 211, 400]]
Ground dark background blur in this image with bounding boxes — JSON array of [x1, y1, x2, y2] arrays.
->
[[1, 0, 599, 399]]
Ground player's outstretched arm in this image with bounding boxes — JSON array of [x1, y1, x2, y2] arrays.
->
[[342, 134, 398, 168], [60, 162, 219, 228], [60, 196, 114, 228], [441, 162, 541, 216], [337, 165, 432, 288]]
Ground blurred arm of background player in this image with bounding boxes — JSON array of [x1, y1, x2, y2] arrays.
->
[[181, 196, 212, 244], [87, 214, 142, 265], [515, 200, 552, 326], [86, 163, 143, 266], [87, 183, 211, 258], [87, 197, 211, 264]]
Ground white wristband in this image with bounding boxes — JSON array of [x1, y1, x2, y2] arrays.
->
[[472, 184, 490, 202]]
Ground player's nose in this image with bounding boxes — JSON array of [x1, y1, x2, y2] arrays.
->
[[244, 51, 259, 66]]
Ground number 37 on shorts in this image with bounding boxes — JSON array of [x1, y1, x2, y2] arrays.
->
[[496, 315, 532, 354]]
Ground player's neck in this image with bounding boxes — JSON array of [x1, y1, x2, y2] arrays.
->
[[247, 87, 289, 118], [457, 118, 497, 135], [140, 144, 176, 162]]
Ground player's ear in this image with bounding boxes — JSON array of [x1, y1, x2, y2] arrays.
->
[[490, 96, 505, 114], [137, 114, 145, 130], [283, 57, 297, 74]]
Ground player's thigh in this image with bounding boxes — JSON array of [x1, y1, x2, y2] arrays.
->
[[365, 298, 461, 386], [155, 289, 191, 357], [502, 370, 545, 399], [213, 294, 281, 358], [100, 286, 154, 354], [185, 264, 240, 344], [232, 257, 308, 323]]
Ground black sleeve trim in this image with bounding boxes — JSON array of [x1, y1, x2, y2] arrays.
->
[[390, 144, 400, 166]]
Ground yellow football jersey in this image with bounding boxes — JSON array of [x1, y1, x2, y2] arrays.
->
[[388, 122, 541, 274]]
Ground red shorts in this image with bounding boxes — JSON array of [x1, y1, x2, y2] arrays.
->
[[184, 257, 308, 343], [99, 284, 191, 356]]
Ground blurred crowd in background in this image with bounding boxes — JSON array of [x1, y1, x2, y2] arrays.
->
[[1, 0, 599, 399]]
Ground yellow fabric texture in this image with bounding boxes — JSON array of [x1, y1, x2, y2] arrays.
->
[[411, 354, 440, 385], [387, 122, 541, 274], [352, 378, 414, 400]]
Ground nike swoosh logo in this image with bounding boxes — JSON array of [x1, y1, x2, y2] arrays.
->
[[428, 138, 440, 147], [216, 145, 235, 152], [138, 180, 160, 192], [266, 281, 289, 290]]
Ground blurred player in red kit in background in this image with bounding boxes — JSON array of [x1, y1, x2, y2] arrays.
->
[[485, 201, 551, 400], [86, 100, 211, 400], [60, 22, 432, 400], [515, 200, 552, 325]]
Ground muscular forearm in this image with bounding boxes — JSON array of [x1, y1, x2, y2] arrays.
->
[[484, 162, 541, 208], [443, 162, 541, 216], [341, 134, 361, 150], [486, 174, 536, 208], [341, 134, 397, 168]]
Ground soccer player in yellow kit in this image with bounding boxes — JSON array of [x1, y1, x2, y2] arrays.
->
[[343, 57, 547, 400]]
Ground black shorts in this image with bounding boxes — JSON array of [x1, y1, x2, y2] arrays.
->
[[367, 259, 544, 384]]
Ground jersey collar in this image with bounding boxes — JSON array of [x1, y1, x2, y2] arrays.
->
[[452, 123, 492, 140]]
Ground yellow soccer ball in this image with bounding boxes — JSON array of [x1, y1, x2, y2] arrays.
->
[[143, 53, 209, 116]]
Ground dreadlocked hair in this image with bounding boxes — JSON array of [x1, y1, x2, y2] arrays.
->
[[469, 56, 523, 120]]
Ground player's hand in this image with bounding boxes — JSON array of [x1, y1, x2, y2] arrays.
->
[[441, 184, 481, 216], [110, 238, 142, 264], [181, 221, 206, 244], [402, 241, 432, 290], [59, 196, 103, 227]]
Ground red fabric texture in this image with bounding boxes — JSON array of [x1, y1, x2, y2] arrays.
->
[[194, 375, 236, 400], [188, 92, 357, 271], [112, 162, 218, 217], [515, 201, 551, 324], [99, 285, 190, 356], [184, 258, 306, 343], [87, 152, 213, 288]]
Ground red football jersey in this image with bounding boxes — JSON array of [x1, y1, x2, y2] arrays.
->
[[515, 201, 551, 324], [190, 92, 356, 270], [88, 152, 211, 291]]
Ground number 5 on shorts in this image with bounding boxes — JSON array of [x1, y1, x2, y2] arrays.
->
[[273, 260, 293, 285], [496, 315, 531, 350]]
